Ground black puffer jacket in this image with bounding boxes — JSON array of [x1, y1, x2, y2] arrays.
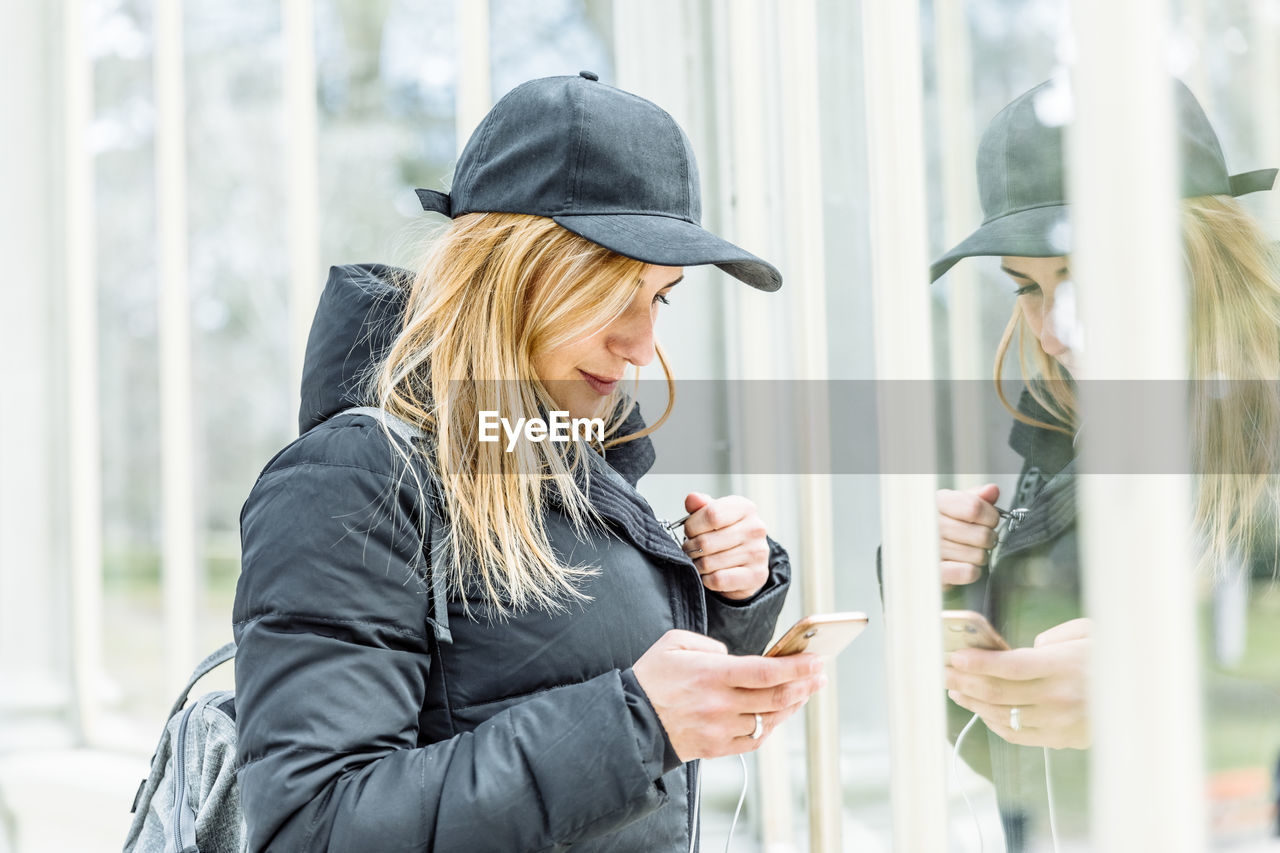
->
[[232, 264, 792, 852]]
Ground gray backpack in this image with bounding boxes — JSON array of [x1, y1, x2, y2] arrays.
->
[[121, 407, 442, 853], [122, 642, 246, 853]]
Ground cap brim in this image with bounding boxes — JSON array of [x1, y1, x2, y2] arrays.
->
[[931, 205, 1071, 282], [1229, 168, 1279, 196], [553, 213, 782, 292]]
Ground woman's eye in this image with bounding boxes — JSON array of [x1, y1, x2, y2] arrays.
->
[[653, 292, 671, 306], [1014, 283, 1041, 297]]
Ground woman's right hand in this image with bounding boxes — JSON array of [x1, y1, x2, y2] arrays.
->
[[632, 630, 826, 762], [937, 483, 1002, 588]]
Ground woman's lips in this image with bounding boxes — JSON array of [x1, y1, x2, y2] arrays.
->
[[579, 369, 620, 395]]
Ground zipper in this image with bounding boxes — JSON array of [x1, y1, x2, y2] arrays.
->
[[661, 514, 690, 548], [171, 702, 198, 853], [989, 460, 1078, 569], [989, 506, 1029, 569]]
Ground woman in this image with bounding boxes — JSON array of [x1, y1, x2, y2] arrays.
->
[[931, 78, 1280, 846], [233, 73, 825, 852]]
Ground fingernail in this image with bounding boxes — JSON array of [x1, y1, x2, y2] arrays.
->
[[947, 689, 959, 702]]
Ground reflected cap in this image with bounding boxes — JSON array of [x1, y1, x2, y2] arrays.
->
[[930, 77, 1278, 282], [415, 72, 782, 291]]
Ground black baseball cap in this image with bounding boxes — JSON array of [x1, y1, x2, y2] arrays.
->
[[415, 72, 782, 291], [930, 77, 1278, 282]]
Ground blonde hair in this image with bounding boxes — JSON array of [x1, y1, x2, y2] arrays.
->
[[994, 195, 1280, 573], [374, 212, 675, 614]]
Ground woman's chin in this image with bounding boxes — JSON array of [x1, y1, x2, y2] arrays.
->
[[557, 395, 610, 423]]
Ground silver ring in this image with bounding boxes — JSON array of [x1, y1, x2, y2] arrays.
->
[[1009, 706, 1022, 732], [750, 713, 764, 740]]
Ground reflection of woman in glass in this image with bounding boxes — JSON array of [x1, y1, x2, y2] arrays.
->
[[232, 74, 824, 851], [931, 78, 1279, 847]]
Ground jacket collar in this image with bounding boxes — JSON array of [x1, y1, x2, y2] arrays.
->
[[598, 400, 657, 487], [542, 400, 688, 568], [1007, 386, 1076, 476], [998, 386, 1079, 559]]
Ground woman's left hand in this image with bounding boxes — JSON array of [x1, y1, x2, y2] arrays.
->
[[678, 492, 771, 601], [945, 617, 1092, 750]]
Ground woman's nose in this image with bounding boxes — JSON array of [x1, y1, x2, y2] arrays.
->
[[609, 304, 657, 367], [1039, 301, 1072, 356]]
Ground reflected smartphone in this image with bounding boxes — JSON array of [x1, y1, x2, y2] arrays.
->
[[765, 612, 869, 657], [942, 610, 1010, 653]]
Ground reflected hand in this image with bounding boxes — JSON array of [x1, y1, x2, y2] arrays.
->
[[937, 484, 1001, 588], [679, 492, 771, 600], [945, 618, 1092, 749], [632, 630, 826, 761]]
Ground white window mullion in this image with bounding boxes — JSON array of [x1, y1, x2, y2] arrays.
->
[[719, 5, 798, 844], [777, 3, 840, 851], [64, 0, 104, 745], [723, 0, 775, 376], [155, 0, 198, 700], [1069, 1, 1206, 849], [861, 1, 949, 850], [934, 0, 989, 483], [1252, 0, 1280, 236], [0, 0, 66, 734], [455, 0, 491, 154], [1181, 0, 1210, 110], [284, 0, 320, 423]]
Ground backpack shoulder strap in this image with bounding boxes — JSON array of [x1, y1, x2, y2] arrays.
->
[[422, 477, 453, 646], [165, 641, 237, 721], [336, 406, 452, 645]]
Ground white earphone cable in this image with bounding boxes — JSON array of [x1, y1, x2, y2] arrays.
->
[[687, 753, 751, 853], [694, 719, 1057, 853], [687, 760, 701, 853], [725, 753, 749, 849], [953, 713, 1063, 853], [953, 712, 987, 852], [1043, 747, 1060, 853]]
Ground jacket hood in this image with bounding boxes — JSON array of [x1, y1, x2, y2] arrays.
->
[[297, 263, 658, 487], [298, 263, 413, 435]]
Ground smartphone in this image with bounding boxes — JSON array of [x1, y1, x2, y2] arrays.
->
[[765, 612, 869, 657], [941, 610, 1010, 653]]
